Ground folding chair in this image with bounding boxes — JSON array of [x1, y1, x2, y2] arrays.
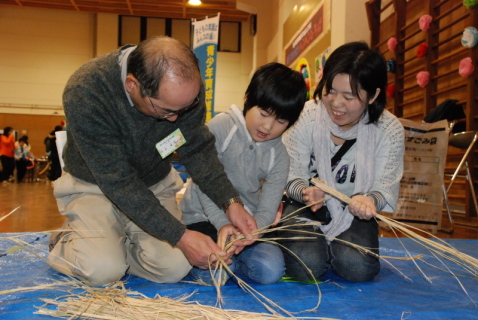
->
[[440, 121, 456, 234], [443, 130, 478, 231]]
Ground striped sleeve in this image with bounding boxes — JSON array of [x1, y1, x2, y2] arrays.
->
[[286, 178, 308, 203]]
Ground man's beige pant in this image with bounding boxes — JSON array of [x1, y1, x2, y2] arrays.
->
[[48, 170, 191, 286]]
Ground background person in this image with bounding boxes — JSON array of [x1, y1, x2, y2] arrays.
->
[[48, 36, 258, 286], [0, 126, 16, 183], [44, 125, 63, 181], [15, 135, 31, 152], [277, 42, 405, 283], [14, 136, 35, 183]]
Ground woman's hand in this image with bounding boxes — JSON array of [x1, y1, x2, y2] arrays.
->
[[349, 195, 376, 220], [302, 186, 325, 212]]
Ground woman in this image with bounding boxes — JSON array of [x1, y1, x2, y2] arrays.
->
[[1, 126, 16, 183], [278, 42, 404, 282]]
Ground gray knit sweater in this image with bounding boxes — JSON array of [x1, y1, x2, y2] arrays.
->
[[62, 45, 238, 245]]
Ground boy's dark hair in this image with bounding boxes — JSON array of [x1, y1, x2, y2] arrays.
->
[[244, 62, 307, 128], [314, 41, 387, 124]]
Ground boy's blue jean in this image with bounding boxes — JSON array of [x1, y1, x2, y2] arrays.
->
[[188, 242, 285, 285], [276, 200, 380, 283]]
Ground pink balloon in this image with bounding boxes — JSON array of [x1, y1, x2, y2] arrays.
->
[[459, 57, 475, 77], [416, 71, 430, 88], [387, 37, 397, 51], [419, 14, 433, 31]]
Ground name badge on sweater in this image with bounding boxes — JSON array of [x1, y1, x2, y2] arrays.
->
[[156, 128, 186, 158]]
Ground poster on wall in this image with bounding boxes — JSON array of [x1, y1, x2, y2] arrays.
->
[[284, 0, 328, 67], [315, 47, 331, 84], [295, 58, 312, 100], [192, 13, 220, 122], [283, 0, 330, 99]]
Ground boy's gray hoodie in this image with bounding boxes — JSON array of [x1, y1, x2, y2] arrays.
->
[[180, 105, 290, 231]]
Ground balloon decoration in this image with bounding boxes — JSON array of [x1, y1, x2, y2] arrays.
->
[[387, 59, 396, 73], [461, 27, 478, 48], [459, 57, 475, 77], [419, 14, 433, 31], [386, 84, 395, 98], [416, 71, 430, 88], [463, 0, 478, 9], [387, 37, 397, 51], [416, 43, 429, 57]]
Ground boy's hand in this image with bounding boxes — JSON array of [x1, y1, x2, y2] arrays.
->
[[271, 202, 283, 227], [226, 203, 259, 244], [218, 224, 240, 259]]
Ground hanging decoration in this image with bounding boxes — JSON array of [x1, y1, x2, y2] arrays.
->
[[387, 37, 397, 51], [387, 59, 397, 73], [461, 27, 478, 48], [386, 84, 395, 98], [463, 0, 478, 9], [418, 14, 433, 31], [459, 57, 475, 77], [416, 71, 430, 88], [416, 43, 429, 57]]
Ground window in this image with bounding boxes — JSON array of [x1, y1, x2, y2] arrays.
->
[[219, 22, 241, 52], [119, 16, 241, 52]]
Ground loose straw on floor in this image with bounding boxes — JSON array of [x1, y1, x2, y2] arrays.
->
[[35, 281, 335, 320], [0, 206, 21, 223], [1, 208, 328, 319]]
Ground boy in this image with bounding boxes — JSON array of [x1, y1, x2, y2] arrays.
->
[[180, 62, 307, 285]]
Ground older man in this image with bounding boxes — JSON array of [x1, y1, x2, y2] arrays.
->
[[48, 36, 257, 286]]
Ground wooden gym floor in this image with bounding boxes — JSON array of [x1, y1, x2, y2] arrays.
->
[[1, 179, 478, 239]]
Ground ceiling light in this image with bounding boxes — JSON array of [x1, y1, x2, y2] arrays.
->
[[188, 0, 202, 5]]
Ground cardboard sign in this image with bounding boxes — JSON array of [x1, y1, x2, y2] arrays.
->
[[381, 119, 449, 234]]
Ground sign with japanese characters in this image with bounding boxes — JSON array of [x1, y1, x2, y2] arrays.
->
[[382, 119, 449, 233], [284, 4, 325, 66], [192, 14, 220, 122]]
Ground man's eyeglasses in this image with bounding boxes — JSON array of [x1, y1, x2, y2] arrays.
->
[[148, 96, 200, 120]]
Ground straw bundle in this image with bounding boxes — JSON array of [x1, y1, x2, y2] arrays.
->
[[310, 178, 478, 298], [210, 201, 326, 312], [35, 281, 334, 320]]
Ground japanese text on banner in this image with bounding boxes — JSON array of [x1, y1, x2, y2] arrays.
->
[[192, 14, 220, 122]]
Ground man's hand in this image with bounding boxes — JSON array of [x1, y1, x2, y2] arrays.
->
[[225, 203, 259, 253], [302, 187, 325, 212], [176, 229, 231, 270]]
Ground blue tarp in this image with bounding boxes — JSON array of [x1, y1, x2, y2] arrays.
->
[[1, 233, 477, 319]]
